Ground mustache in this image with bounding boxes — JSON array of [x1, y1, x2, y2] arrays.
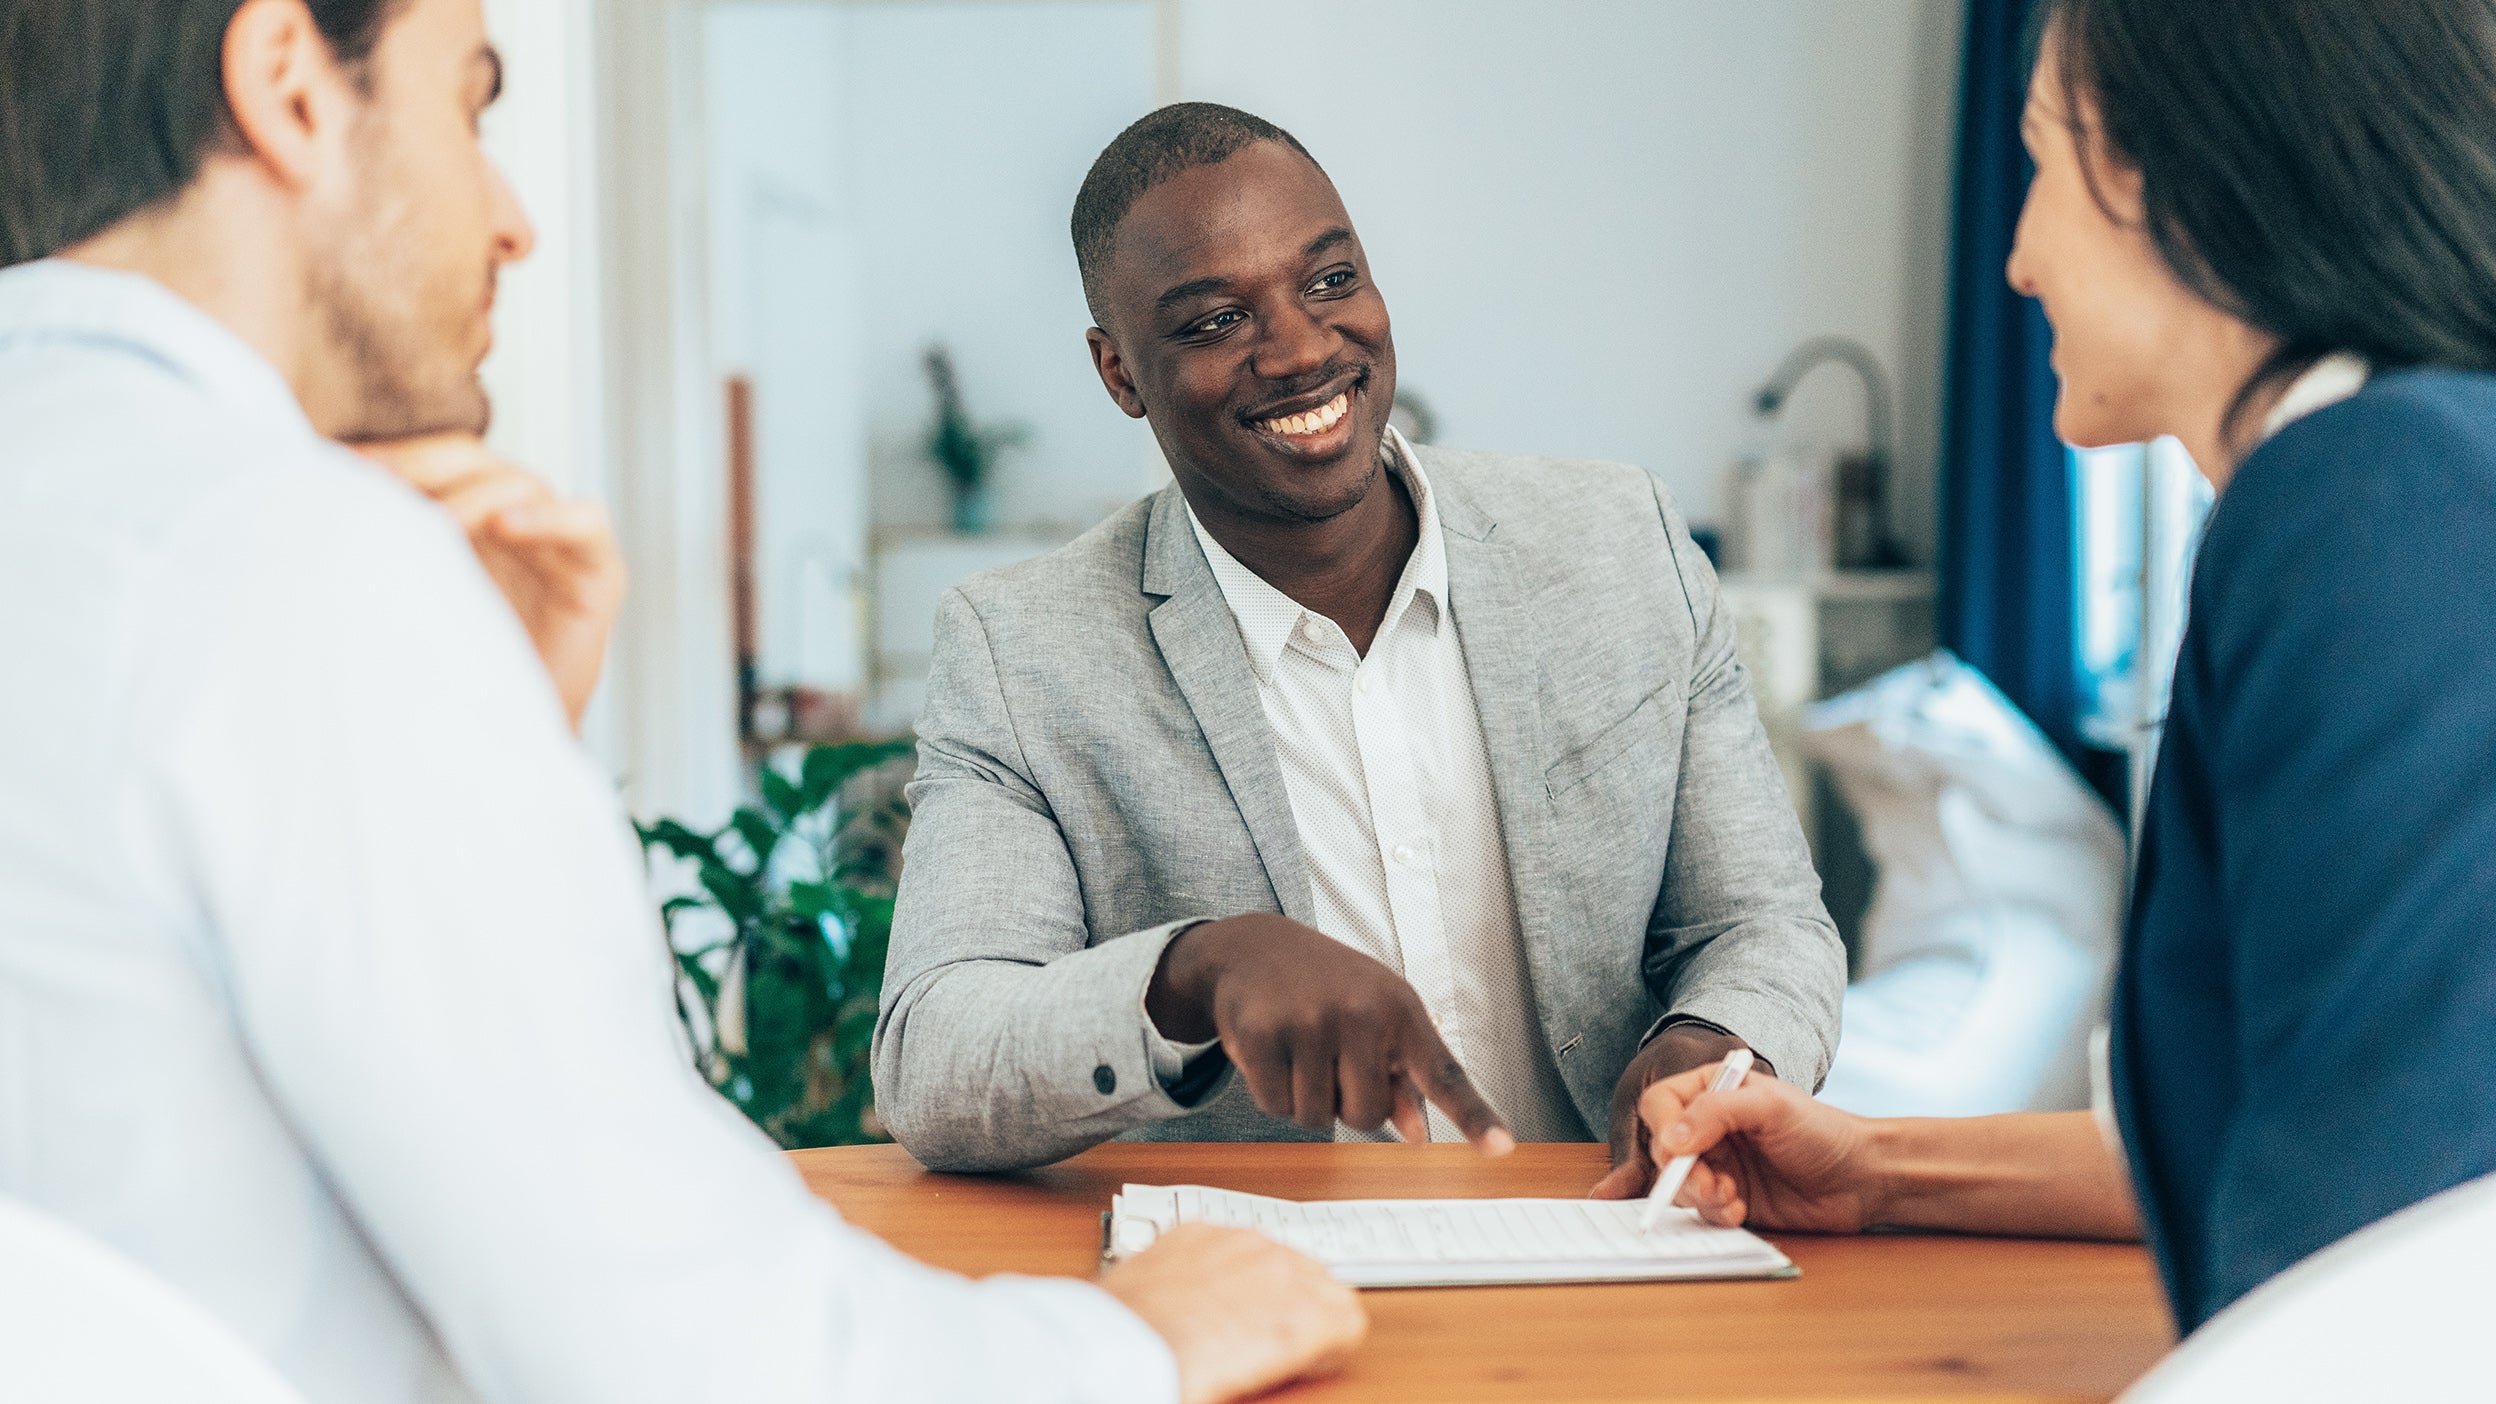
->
[[1239, 361, 1371, 421]]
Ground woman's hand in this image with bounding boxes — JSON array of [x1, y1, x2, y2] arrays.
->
[[1589, 1059, 1888, 1233], [360, 436, 626, 734]]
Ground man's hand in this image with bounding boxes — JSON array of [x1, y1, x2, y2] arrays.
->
[[1145, 914, 1515, 1153], [1593, 1023, 1772, 1197], [1587, 1057, 1883, 1233], [360, 436, 626, 733], [1100, 1224, 1364, 1404]]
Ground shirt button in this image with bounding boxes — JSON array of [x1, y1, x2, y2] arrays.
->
[[1392, 844, 1416, 866], [1355, 673, 1374, 694], [1093, 1064, 1117, 1096], [1300, 618, 1326, 643]]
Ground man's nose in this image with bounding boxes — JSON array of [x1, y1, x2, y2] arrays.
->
[[1253, 300, 1338, 382], [488, 160, 538, 265]]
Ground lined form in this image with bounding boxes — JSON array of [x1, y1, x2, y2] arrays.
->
[[1106, 1184, 1795, 1288]]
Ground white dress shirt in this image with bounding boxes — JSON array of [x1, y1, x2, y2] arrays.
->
[[0, 261, 1172, 1404], [1162, 434, 1582, 1143]]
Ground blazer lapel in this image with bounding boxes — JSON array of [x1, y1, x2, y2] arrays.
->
[[1140, 487, 1317, 926], [1438, 478, 1607, 1119]]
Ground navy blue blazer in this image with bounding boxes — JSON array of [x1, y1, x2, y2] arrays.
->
[[2112, 368, 2496, 1332]]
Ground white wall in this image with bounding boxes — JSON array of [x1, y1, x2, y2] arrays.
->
[[595, 0, 745, 826], [476, 0, 626, 760], [747, 0, 1967, 554], [707, 2, 1157, 701], [478, 0, 744, 823], [707, 5, 871, 693], [599, 0, 1970, 816], [839, 4, 1159, 534], [478, 0, 604, 500], [1176, 0, 1965, 558]]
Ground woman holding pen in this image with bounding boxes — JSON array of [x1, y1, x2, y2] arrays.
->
[[1598, 0, 2496, 1337]]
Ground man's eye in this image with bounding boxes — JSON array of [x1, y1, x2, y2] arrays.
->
[[1311, 269, 1355, 294], [1190, 309, 1246, 336]]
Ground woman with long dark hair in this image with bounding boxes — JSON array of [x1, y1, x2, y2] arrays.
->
[[1602, 0, 2496, 1336]]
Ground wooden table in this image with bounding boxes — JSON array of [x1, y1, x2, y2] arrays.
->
[[792, 1142, 2172, 1404]]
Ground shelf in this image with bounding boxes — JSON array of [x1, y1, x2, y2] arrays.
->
[[1720, 570, 1936, 602]]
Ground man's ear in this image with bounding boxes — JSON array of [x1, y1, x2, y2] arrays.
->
[[221, 0, 360, 190], [1086, 326, 1149, 420]]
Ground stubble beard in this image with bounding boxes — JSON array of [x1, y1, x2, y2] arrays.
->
[[311, 123, 494, 444], [1254, 452, 1380, 525]]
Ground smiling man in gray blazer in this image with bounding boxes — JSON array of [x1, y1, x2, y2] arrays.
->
[[873, 104, 1843, 1184]]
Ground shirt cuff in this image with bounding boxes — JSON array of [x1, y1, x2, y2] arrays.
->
[[1638, 1012, 1737, 1048], [1643, 989, 1829, 1089], [1137, 920, 1226, 1104], [1143, 1023, 1222, 1087], [1638, 1012, 1782, 1077]]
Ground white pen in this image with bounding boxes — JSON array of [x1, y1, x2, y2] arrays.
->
[[1638, 1046, 1753, 1233]]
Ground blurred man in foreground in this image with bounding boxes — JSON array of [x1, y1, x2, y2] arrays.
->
[[0, 2, 1358, 1401]]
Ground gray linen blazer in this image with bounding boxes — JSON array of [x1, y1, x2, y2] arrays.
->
[[873, 446, 1843, 1172]]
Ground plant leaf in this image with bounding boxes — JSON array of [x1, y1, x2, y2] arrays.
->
[[643, 737, 915, 1150], [787, 880, 841, 921], [728, 807, 781, 871], [759, 768, 804, 823], [640, 819, 721, 865], [673, 949, 723, 1005], [698, 860, 763, 923]]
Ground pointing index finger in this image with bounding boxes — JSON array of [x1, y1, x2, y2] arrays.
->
[[1399, 1021, 1513, 1156]]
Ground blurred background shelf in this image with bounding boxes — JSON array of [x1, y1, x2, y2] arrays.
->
[[1719, 569, 1938, 962], [865, 526, 1084, 731]]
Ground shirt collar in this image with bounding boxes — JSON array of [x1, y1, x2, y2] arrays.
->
[[0, 259, 315, 441], [2260, 351, 2371, 442], [1186, 426, 1447, 683]]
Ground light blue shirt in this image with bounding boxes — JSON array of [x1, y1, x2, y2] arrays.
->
[[0, 260, 1172, 1404]]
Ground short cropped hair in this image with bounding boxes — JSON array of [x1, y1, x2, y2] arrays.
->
[[0, 0, 405, 266], [1070, 101, 1321, 325]]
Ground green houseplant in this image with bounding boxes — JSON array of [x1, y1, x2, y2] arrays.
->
[[923, 345, 1027, 534], [638, 739, 914, 1148]]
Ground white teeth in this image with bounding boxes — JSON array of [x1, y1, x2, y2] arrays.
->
[[1261, 391, 1351, 438]]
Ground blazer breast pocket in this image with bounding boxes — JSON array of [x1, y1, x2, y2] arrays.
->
[[1544, 679, 1682, 801]]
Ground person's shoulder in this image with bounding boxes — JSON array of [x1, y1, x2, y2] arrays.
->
[[0, 350, 465, 582], [153, 459, 506, 712], [172, 431, 475, 590], [2325, 365, 2496, 432], [943, 493, 1157, 625], [1413, 443, 1676, 545], [2199, 368, 2496, 643], [2242, 368, 2496, 507]]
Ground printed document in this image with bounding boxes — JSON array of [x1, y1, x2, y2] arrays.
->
[[1105, 1184, 1795, 1288]]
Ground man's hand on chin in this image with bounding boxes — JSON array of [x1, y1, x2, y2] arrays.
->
[[1590, 1022, 1772, 1199], [358, 435, 627, 734]]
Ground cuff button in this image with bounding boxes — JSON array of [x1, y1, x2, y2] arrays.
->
[[1093, 1064, 1118, 1095]]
